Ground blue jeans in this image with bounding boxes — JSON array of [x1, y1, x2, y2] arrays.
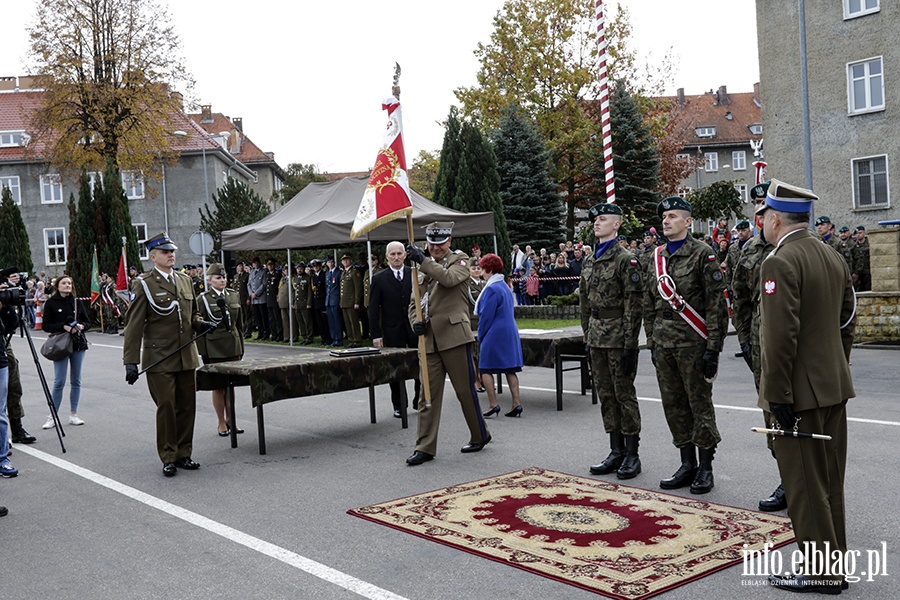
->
[[0, 366, 9, 461], [52, 349, 86, 413]]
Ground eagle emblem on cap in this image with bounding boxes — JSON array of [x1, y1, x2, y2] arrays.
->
[[662, 200, 671, 210]]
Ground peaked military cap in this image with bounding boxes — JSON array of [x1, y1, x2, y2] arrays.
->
[[340, 253, 352, 261], [815, 216, 832, 226], [206, 263, 227, 277], [587, 202, 622, 221], [759, 179, 817, 214], [736, 220, 751, 230], [145, 232, 177, 252], [750, 181, 771, 200], [424, 221, 454, 244], [657, 196, 692, 218]]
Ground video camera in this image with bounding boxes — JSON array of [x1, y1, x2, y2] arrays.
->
[[0, 266, 26, 306]]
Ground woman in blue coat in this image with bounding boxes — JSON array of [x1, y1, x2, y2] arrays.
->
[[476, 254, 524, 417]]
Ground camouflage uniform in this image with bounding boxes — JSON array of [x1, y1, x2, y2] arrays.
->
[[852, 237, 870, 291], [838, 238, 856, 274], [580, 245, 643, 435], [643, 237, 727, 450]]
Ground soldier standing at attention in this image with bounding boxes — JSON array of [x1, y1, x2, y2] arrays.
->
[[123, 233, 216, 477], [731, 182, 786, 512], [294, 262, 314, 345], [339, 254, 363, 348], [196, 263, 244, 436], [851, 225, 870, 291], [644, 197, 728, 494], [814, 215, 841, 252], [309, 259, 331, 345], [264, 260, 283, 342], [581, 203, 644, 480], [234, 262, 252, 339], [756, 180, 855, 595], [247, 257, 268, 340], [405, 222, 491, 466]]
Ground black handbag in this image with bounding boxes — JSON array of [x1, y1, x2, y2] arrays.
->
[[41, 332, 74, 361]]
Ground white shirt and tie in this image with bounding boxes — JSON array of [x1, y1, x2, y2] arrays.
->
[[393, 268, 403, 283]]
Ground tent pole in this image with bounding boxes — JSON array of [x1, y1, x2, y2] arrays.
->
[[286, 250, 294, 346], [493, 235, 498, 255], [407, 214, 431, 408]]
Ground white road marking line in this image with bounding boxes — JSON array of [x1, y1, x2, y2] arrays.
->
[[15, 445, 408, 600], [518, 386, 900, 427]]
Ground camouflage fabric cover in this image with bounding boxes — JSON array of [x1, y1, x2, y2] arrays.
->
[[518, 327, 585, 368], [196, 347, 419, 407]]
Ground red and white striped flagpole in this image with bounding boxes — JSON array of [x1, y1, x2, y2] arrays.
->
[[596, 0, 615, 204]]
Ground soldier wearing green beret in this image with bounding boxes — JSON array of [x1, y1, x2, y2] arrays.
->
[[814, 215, 842, 252], [851, 226, 870, 291], [644, 197, 728, 494], [196, 263, 244, 436], [581, 203, 644, 480], [837, 226, 856, 273]]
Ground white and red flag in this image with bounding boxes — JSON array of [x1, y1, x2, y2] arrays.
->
[[115, 243, 132, 306], [350, 97, 413, 239]]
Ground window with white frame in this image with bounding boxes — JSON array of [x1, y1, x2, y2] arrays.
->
[[122, 170, 144, 199], [732, 151, 747, 171], [44, 227, 67, 265], [40, 174, 63, 204], [844, 0, 879, 19], [133, 223, 149, 260], [852, 155, 889, 209], [696, 127, 716, 138], [677, 186, 692, 198], [0, 131, 27, 147], [848, 57, 884, 114], [704, 152, 719, 172], [734, 183, 749, 203], [0, 176, 21, 205], [748, 124, 763, 135]]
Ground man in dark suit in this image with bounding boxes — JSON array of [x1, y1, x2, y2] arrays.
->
[[757, 180, 855, 595], [369, 241, 421, 417]]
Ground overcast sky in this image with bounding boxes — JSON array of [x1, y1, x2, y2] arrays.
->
[[1, 0, 759, 173]]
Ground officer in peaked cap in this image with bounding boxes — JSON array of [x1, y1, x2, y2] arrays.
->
[[145, 231, 177, 252], [404, 220, 491, 465], [646, 196, 727, 495]]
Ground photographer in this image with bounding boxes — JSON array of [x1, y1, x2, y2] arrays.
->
[[0, 273, 36, 445], [0, 293, 20, 477], [40, 275, 90, 428]]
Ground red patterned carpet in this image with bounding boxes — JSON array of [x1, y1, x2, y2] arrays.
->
[[348, 467, 794, 600]]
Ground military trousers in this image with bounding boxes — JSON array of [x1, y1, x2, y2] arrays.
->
[[5, 345, 23, 419], [280, 307, 298, 342], [268, 306, 283, 340], [589, 347, 640, 435], [295, 308, 313, 341], [774, 401, 848, 581], [415, 343, 490, 456], [341, 307, 361, 343], [654, 345, 721, 449], [147, 370, 197, 464]]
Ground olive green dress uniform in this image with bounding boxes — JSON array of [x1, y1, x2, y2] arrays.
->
[[580, 244, 643, 435], [196, 287, 244, 362], [409, 249, 490, 456], [123, 269, 206, 465], [644, 236, 728, 450], [234, 267, 252, 336], [294, 270, 314, 343], [277, 275, 295, 342], [340, 265, 363, 344], [758, 228, 855, 583], [852, 236, 870, 291]]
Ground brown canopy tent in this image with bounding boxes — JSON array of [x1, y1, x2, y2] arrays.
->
[[222, 176, 496, 250]]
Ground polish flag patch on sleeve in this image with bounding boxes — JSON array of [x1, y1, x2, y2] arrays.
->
[[764, 279, 776, 295]]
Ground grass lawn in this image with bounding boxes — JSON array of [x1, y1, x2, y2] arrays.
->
[[515, 318, 579, 330]]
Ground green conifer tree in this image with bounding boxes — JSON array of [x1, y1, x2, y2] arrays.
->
[[492, 104, 564, 251], [432, 107, 462, 209], [99, 160, 141, 276], [200, 178, 271, 258], [67, 172, 96, 294], [0, 186, 33, 275]]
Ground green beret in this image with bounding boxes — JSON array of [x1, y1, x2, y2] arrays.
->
[[587, 202, 622, 221], [736, 220, 751, 230], [657, 196, 692, 218], [750, 181, 771, 200], [838, 226, 850, 233], [855, 225, 866, 232], [815, 216, 832, 226]]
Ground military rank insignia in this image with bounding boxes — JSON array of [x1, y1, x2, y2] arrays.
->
[[764, 280, 776, 295]]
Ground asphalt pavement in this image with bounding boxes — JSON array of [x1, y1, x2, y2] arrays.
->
[[2, 330, 897, 600]]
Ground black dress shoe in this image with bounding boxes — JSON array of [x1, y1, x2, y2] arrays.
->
[[406, 451, 434, 465], [225, 422, 244, 435], [759, 483, 788, 512], [767, 573, 843, 595], [461, 435, 492, 453], [162, 463, 177, 477], [174, 457, 200, 470]]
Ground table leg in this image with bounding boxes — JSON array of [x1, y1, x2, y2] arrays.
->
[[399, 383, 409, 429], [369, 385, 376, 424], [556, 345, 563, 411], [257, 404, 266, 455], [228, 382, 238, 449]]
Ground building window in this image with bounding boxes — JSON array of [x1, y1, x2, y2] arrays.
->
[[734, 183, 749, 203], [122, 170, 144, 199], [44, 227, 67, 265], [844, 0, 879, 19], [852, 155, 889, 209], [695, 127, 716, 138], [677, 186, 692, 198], [704, 152, 718, 172], [133, 223, 149, 260], [748, 124, 763, 135], [40, 174, 63, 204], [848, 57, 884, 114], [0, 176, 21, 205], [0, 131, 28, 147], [732, 151, 747, 171]]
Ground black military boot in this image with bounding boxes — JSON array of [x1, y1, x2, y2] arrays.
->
[[10, 418, 36, 444], [758, 483, 787, 511], [616, 434, 641, 480], [660, 444, 697, 489], [690, 447, 716, 494], [590, 432, 625, 475]]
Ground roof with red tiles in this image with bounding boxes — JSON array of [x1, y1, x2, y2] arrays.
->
[[657, 89, 763, 148], [187, 111, 277, 166]]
